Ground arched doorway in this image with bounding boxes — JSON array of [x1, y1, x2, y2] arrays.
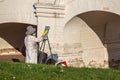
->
[[64, 11, 120, 68], [0, 23, 37, 56]]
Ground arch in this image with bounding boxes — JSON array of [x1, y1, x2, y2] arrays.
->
[[65, 10, 120, 25], [0, 21, 36, 26], [64, 10, 120, 68], [0, 22, 37, 55], [64, 0, 120, 25]]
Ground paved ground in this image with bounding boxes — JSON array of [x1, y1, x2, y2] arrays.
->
[[0, 54, 25, 62]]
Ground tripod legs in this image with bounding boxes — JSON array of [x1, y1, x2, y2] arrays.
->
[[38, 36, 55, 64]]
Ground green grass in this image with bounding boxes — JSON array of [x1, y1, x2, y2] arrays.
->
[[0, 62, 120, 80]]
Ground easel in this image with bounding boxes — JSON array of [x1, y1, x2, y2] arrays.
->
[[38, 26, 58, 64], [39, 35, 53, 59]]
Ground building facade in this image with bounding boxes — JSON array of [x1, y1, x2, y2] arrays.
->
[[0, 0, 120, 68]]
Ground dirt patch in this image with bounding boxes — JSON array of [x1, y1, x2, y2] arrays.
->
[[0, 54, 25, 62]]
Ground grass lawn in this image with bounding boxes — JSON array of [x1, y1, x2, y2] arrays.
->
[[0, 62, 120, 80]]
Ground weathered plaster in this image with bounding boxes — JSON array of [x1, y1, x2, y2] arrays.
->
[[0, 0, 120, 68]]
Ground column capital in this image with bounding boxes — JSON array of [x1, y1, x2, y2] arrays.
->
[[34, 1, 65, 18]]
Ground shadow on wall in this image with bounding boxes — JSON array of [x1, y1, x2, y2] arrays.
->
[[0, 23, 37, 56]]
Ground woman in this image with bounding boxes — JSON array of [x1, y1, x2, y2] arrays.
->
[[24, 26, 43, 64]]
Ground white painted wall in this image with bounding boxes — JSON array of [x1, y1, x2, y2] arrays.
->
[[0, 0, 120, 67], [64, 17, 103, 49], [1, 0, 120, 25], [35, 0, 120, 67], [64, 0, 120, 24], [0, 0, 37, 24]]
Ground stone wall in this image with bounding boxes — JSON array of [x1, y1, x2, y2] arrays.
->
[[0, 0, 120, 68]]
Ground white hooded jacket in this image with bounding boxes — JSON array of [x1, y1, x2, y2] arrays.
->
[[24, 35, 42, 64]]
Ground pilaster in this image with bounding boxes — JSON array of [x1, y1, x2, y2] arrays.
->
[[33, 1, 66, 54]]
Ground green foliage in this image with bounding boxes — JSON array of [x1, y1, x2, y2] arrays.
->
[[0, 62, 120, 80]]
